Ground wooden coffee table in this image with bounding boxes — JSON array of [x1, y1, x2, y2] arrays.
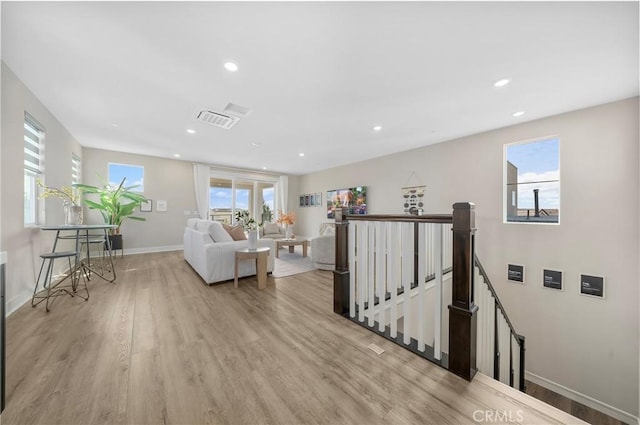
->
[[234, 247, 270, 289], [275, 238, 308, 258]]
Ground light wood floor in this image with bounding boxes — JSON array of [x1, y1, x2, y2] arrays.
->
[[3, 251, 588, 425]]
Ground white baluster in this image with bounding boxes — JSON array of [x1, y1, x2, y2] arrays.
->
[[417, 223, 426, 352], [433, 224, 443, 360], [349, 221, 356, 318], [402, 222, 412, 345], [388, 222, 399, 338], [376, 221, 386, 332], [367, 222, 375, 327], [357, 222, 366, 323]]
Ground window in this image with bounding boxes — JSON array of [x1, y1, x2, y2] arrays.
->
[[504, 136, 560, 224], [208, 176, 277, 225], [24, 113, 45, 226], [71, 153, 81, 184], [108, 163, 143, 192]]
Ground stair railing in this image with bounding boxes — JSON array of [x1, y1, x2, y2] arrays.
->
[[333, 202, 526, 391], [333, 202, 479, 381], [474, 255, 526, 391]]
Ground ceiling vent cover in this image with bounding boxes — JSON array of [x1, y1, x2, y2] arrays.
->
[[196, 110, 240, 130]]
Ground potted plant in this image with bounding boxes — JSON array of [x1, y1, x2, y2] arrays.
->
[[37, 179, 84, 225], [276, 210, 296, 239], [234, 209, 258, 249], [74, 177, 148, 250]]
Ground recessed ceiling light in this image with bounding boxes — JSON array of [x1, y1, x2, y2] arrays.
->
[[173, 154, 181, 158], [111, 123, 119, 127], [299, 153, 305, 157], [262, 166, 268, 170], [494, 78, 511, 87], [224, 62, 238, 72], [186, 129, 196, 134], [373, 125, 382, 131], [512, 111, 525, 117], [251, 142, 262, 147]]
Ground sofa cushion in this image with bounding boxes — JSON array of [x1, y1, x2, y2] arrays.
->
[[263, 222, 281, 235], [322, 225, 335, 236], [208, 221, 234, 243], [223, 224, 247, 241], [187, 218, 201, 229]]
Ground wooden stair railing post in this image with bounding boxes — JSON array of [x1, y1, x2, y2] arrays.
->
[[333, 207, 350, 315], [448, 202, 479, 381], [518, 334, 526, 391]]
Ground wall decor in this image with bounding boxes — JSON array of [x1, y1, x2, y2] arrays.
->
[[327, 186, 367, 218], [402, 185, 425, 214], [140, 200, 152, 212], [580, 274, 605, 298], [507, 264, 524, 283], [543, 269, 562, 290], [156, 200, 168, 212], [299, 193, 323, 207]]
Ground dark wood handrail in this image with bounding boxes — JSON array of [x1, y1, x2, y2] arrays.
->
[[475, 253, 526, 392], [346, 214, 453, 224], [474, 254, 523, 345]]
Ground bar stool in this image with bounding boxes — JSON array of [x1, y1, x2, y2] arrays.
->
[[80, 236, 108, 278], [31, 251, 89, 312]]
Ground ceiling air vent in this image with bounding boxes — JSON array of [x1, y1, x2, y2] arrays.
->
[[196, 110, 240, 130]]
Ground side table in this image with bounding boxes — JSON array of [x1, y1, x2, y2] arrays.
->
[[234, 247, 270, 290]]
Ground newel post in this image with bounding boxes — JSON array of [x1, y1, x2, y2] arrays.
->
[[448, 202, 478, 381], [333, 207, 350, 315]]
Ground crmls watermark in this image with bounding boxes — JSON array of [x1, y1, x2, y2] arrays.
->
[[472, 410, 524, 423]]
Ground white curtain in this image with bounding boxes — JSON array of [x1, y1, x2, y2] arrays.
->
[[277, 175, 288, 217], [193, 163, 211, 219]]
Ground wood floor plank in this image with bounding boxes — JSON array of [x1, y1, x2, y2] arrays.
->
[[1, 251, 597, 425]]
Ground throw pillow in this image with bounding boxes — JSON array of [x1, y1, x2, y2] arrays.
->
[[264, 222, 280, 235], [208, 221, 234, 243], [223, 224, 247, 241]]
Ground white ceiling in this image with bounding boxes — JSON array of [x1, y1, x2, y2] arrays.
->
[[2, 1, 638, 175]]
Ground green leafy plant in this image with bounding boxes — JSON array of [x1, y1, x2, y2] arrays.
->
[[234, 209, 257, 231], [74, 177, 148, 235], [260, 202, 273, 226]]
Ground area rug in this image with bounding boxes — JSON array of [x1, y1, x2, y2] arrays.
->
[[272, 248, 316, 278]]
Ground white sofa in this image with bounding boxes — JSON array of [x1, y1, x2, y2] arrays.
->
[[184, 218, 275, 285], [310, 223, 335, 271]]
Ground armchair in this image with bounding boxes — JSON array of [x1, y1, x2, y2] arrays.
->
[[260, 222, 286, 240], [310, 223, 335, 270]]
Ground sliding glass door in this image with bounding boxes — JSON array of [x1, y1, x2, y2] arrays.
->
[[208, 174, 277, 226]]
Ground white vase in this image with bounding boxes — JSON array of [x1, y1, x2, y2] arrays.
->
[[248, 230, 258, 250], [286, 225, 294, 239]]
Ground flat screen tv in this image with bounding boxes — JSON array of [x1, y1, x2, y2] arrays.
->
[[327, 186, 367, 219]]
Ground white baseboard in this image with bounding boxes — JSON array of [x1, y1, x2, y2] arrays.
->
[[7, 289, 33, 317], [121, 245, 183, 256], [525, 371, 639, 425]]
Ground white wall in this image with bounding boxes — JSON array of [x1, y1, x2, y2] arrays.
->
[[1, 62, 84, 313], [293, 97, 640, 419], [81, 148, 197, 252]]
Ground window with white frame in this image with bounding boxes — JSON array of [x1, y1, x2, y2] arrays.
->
[[504, 136, 560, 224], [108, 163, 144, 192], [71, 153, 81, 185], [24, 113, 45, 226]]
